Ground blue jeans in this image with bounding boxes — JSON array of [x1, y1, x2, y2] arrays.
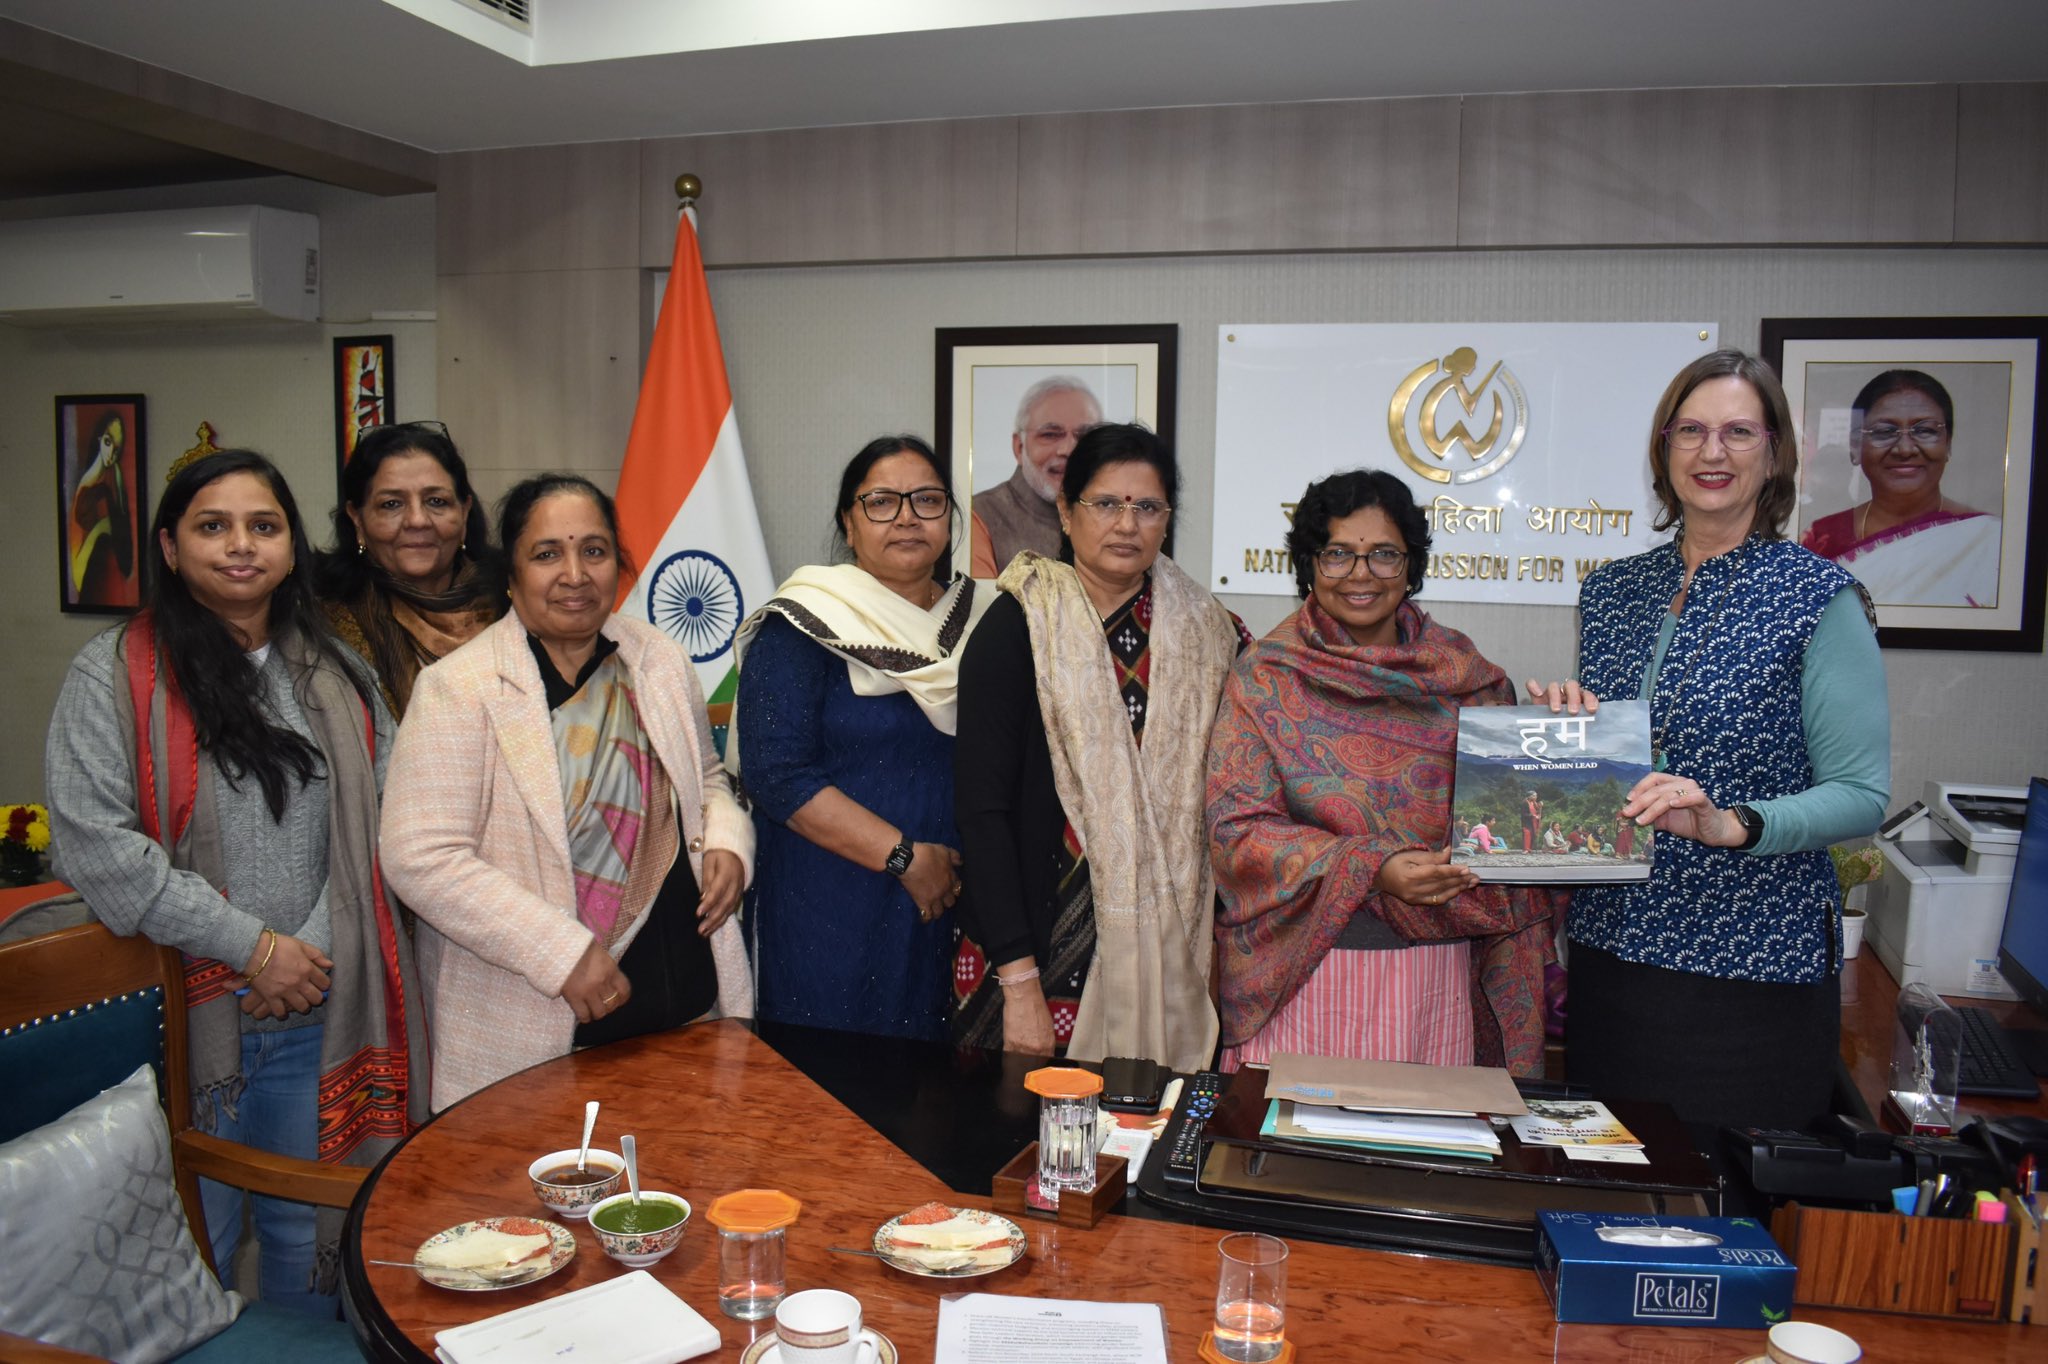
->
[[199, 1024, 336, 1318]]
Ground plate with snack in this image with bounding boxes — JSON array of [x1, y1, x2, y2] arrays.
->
[[412, 1215, 576, 1290], [871, 1202, 1025, 1278]]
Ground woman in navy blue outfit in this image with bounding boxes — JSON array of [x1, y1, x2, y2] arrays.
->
[[733, 437, 989, 1040]]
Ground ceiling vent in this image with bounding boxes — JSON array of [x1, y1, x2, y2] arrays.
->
[[449, 0, 531, 31]]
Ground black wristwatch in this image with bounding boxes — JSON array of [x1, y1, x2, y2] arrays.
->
[[1730, 804, 1764, 850], [883, 839, 916, 877]]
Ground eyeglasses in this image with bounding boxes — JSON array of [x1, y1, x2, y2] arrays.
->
[[1661, 420, 1771, 453], [1073, 496, 1171, 525], [1315, 546, 1409, 579], [855, 486, 951, 521], [357, 419, 451, 441], [1025, 423, 1097, 447], [1860, 421, 1949, 449]]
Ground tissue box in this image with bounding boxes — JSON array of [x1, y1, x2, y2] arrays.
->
[[1535, 1212, 1796, 1328]]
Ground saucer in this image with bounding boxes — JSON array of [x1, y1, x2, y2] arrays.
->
[[739, 1326, 896, 1364]]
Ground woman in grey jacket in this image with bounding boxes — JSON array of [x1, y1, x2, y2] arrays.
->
[[45, 449, 426, 1316]]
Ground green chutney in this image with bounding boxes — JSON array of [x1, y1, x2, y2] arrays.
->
[[594, 1199, 685, 1235]]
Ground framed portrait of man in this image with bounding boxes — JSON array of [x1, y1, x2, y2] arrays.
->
[[1763, 316, 2046, 652], [934, 324, 1177, 580]]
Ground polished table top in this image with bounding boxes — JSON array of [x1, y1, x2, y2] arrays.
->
[[343, 1020, 2039, 1362]]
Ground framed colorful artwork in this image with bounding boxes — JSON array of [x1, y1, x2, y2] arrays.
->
[[935, 324, 1179, 579], [334, 334, 394, 480], [1763, 316, 2046, 652], [55, 394, 147, 616]]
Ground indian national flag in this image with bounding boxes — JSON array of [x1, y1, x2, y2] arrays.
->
[[614, 205, 775, 752]]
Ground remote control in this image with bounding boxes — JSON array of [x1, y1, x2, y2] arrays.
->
[[1160, 1070, 1226, 1187]]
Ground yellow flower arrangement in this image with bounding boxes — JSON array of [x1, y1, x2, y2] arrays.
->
[[3, 802, 52, 866], [1, 803, 51, 887]]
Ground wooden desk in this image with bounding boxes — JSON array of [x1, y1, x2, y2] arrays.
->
[[1839, 948, 2047, 1123], [343, 1021, 2037, 1362]]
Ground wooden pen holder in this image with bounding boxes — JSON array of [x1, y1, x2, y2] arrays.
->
[[991, 1143, 1127, 1228], [1772, 1195, 2040, 1323]]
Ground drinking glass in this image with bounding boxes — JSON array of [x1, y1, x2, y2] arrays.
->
[[716, 1228, 785, 1320], [1213, 1232, 1288, 1362], [1025, 1066, 1103, 1210], [705, 1188, 800, 1321]]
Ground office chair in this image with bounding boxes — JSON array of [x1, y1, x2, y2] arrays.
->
[[0, 921, 367, 1362]]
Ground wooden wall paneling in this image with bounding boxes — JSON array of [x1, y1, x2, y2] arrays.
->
[[1459, 86, 1958, 248], [437, 142, 643, 275], [638, 118, 1019, 267], [436, 268, 642, 479], [1956, 83, 2048, 244], [1016, 98, 1461, 256]]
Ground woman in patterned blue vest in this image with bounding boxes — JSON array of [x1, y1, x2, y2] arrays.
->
[[1532, 351, 1889, 1131]]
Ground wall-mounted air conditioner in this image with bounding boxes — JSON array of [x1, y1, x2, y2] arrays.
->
[[0, 205, 319, 324]]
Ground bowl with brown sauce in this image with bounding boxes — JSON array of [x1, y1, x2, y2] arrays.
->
[[526, 1147, 626, 1219]]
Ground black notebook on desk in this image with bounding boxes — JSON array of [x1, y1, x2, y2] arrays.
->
[[1193, 1067, 1720, 1234]]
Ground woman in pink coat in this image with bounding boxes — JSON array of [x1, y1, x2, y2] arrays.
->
[[381, 474, 753, 1109]]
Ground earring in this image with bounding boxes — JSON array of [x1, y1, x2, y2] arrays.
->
[[356, 543, 365, 556]]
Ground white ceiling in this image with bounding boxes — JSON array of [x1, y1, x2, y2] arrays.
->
[[3, 0, 2046, 153]]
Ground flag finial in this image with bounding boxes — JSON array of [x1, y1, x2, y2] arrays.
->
[[674, 173, 702, 207]]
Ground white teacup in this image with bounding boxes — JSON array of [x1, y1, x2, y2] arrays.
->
[[775, 1288, 863, 1364], [1766, 1321, 1862, 1364]]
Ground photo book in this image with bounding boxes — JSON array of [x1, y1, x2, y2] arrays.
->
[[1449, 701, 1654, 884]]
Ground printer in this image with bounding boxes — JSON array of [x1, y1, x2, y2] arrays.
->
[[1866, 781, 2026, 998]]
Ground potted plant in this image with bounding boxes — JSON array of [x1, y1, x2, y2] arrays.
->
[[1, 802, 52, 887], [1829, 842, 1884, 960]]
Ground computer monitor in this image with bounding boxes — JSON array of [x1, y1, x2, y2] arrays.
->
[[1995, 775, 2048, 1017]]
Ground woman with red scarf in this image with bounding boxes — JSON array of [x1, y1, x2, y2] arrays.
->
[[1206, 470, 1560, 1074]]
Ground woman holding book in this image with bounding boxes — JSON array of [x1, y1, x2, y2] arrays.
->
[[1533, 350, 1889, 1130], [1205, 469, 1559, 1076]]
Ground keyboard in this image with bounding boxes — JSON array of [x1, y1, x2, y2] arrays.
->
[[1956, 1005, 2043, 1099]]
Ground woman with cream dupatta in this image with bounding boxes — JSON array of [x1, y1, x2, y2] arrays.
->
[[953, 424, 1247, 1073], [735, 437, 988, 1042]]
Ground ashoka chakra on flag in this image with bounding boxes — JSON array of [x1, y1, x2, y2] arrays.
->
[[648, 548, 743, 662]]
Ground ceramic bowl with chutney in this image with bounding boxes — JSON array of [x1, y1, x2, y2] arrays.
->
[[526, 1148, 626, 1220], [588, 1190, 691, 1267]]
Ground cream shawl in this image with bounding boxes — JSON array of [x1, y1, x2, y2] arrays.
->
[[729, 564, 988, 772], [997, 551, 1238, 1072]]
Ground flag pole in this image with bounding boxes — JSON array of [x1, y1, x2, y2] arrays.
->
[[674, 172, 701, 208]]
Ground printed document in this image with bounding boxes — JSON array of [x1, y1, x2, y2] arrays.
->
[[935, 1294, 1168, 1364]]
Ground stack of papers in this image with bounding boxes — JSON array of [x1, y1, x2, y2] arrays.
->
[[1263, 1099, 1502, 1160], [1508, 1098, 1649, 1165], [1260, 1053, 1533, 1164], [433, 1271, 720, 1364]]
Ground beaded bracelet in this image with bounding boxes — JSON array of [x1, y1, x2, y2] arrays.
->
[[249, 928, 278, 982]]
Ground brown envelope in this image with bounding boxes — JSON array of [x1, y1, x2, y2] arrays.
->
[[1263, 1052, 1530, 1117]]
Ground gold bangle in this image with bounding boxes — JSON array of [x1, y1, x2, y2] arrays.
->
[[249, 928, 278, 982]]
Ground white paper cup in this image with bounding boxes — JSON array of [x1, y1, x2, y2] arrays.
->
[[775, 1288, 862, 1364]]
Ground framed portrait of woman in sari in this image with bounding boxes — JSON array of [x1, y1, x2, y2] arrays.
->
[[1764, 316, 2047, 653], [54, 394, 146, 616]]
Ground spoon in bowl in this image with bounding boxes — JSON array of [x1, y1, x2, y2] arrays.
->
[[575, 1100, 600, 1173], [621, 1133, 642, 1206]]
